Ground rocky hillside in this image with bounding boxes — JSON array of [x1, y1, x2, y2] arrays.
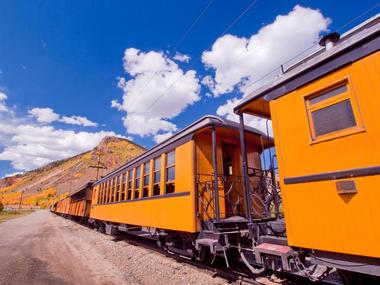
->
[[0, 137, 146, 208]]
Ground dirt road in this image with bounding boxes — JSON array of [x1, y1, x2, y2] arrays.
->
[[0, 210, 233, 285]]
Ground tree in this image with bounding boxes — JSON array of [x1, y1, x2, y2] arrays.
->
[[0, 201, 4, 212]]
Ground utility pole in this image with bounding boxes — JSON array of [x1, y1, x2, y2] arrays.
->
[[18, 188, 26, 209], [89, 151, 107, 180], [68, 167, 74, 195]]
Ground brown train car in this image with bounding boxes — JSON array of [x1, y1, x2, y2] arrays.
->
[[68, 182, 94, 220], [52, 196, 71, 216], [51, 182, 93, 220]]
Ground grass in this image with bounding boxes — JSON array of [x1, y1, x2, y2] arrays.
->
[[0, 209, 34, 223]]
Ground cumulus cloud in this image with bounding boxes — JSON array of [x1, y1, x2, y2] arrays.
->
[[0, 120, 123, 171], [2, 171, 24, 179], [202, 5, 330, 96], [216, 97, 272, 135], [154, 131, 174, 144], [0, 92, 8, 112], [208, 5, 330, 133], [0, 101, 124, 171], [111, 99, 123, 111], [173, 52, 191, 63], [29, 107, 98, 127], [114, 48, 200, 137], [28, 107, 60, 123], [59, 115, 98, 127]]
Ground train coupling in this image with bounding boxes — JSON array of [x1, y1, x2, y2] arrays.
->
[[254, 243, 294, 272]]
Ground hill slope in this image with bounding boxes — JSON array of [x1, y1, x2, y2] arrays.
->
[[0, 137, 146, 208]]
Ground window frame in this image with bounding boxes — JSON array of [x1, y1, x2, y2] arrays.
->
[[134, 166, 141, 199], [121, 172, 126, 201], [304, 77, 364, 144], [116, 175, 121, 202], [153, 156, 161, 196], [165, 150, 176, 194], [112, 177, 116, 202], [127, 169, 133, 200], [142, 162, 150, 198]]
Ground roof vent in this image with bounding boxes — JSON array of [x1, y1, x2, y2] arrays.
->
[[319, 32, 340, 50]]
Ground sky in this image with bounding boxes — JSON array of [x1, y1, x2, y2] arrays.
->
[[0, 0, 379, 177]]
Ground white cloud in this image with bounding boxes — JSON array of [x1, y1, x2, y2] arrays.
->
[[111, 99, 123, 111], [29, 107, 98, 127], [2, 171, 24, 179], [59, 115, 98, 127], [0, 100, 125, 171], [0, 120, 123, 171], [209, 5, 330, 134], [0, 92, 8, 112], [173, 52, 191, 63], [216, 97, 271, 135], [154, 131, 174, 144], [202, 5, 330, 96], [115, 48, 200, 137], [28, 107, 60, 123], [201, 75, 215, 90]]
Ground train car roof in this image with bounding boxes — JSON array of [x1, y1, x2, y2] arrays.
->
[[234, 13, 380, 116], [69, 181, 94, 196], [95, 115, 268, 185]]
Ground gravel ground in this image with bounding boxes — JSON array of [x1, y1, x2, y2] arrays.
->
[[0, 210, 278, 285]]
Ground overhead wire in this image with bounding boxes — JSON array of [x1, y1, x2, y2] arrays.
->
[[125, 0, 214, 112], [144, 0, 259, 113], [242, 2, 380, 95]]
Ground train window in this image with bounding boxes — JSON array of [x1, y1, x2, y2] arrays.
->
[[104, 181, 108, 203], [106, 180, 110, 203], [143, 162, 150, 198], [127, 170, 133, 200], [112, 177, 116, 202], [306, 82, 361, 141], [116, 175, 121, 201], [121, 173, 126, 200], [110, 178, 114, 202], [165, 151, 175, 194], [97, 184, 102, 204], [134, 167, 141, 199], [153, 157, 161, 196], [101, 182, 105, 204], [101, 183, 105, 204]]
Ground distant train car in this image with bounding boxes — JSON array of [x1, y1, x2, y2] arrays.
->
[[51, 182, 93, 220], [89, 115, 271, 236], [52, 196, 71, 216], [68, 182, 93, 220], [234, 14, 380, 281]]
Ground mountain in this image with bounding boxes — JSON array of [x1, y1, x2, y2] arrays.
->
[[0, 136, 146, 208]]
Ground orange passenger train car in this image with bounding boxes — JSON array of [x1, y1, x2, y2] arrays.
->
[[234, 14, 380, 280], [51, 182, 94, 220], [89, 115, 272, 234]]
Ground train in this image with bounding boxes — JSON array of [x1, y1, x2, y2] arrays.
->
[[52, 14, 380, 284]]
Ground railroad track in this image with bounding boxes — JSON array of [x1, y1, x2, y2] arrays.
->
[[107, 230, 334, 285], [66, 217, 343, 285]]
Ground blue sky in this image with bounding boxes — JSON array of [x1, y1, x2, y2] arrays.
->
[[0, 0, 379, 177]]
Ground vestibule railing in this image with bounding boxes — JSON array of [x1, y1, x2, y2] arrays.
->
[[196, 173, 244, 221], [196, 169, 281, 222]]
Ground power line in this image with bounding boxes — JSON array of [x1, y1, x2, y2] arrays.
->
[[125, 0, 214, 112], [336, 2, 380, 32], [172, 0, 215, 52], [144, 0, 259, 113], [242, 2, 380, 95]]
